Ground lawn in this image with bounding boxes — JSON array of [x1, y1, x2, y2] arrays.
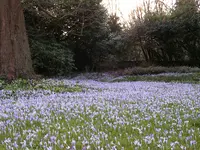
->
[[0, 78, 200, 149]]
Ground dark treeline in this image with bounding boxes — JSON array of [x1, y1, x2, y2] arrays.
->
[[22, 0, 200, 75]]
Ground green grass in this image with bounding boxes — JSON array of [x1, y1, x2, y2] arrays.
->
[[112, 73, 200, 83], [0, 79, 82, 93], [122, 66, 200, 76], [1, 76, 200, 149], [1, 103, 200, 149]]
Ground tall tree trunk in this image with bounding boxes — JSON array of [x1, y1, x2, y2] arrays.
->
[[0, 0, 34, 80]]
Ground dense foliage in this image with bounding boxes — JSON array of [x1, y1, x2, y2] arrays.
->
[[23, 0, 110, 74], [23, 0, 200, 75], [125, 0, 200, 65]]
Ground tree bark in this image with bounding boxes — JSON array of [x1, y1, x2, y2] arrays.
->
[[0, 0, 34, 80]]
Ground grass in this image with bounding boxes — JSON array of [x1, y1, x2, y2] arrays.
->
[[1, 100, 200, 149], [112, 72, 200, 83], [0, 78, 82, 93], [122, 66, 200, 76], [0, 75, 200, 149]]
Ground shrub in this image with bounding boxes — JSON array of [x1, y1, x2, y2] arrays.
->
[[29, 38, 75, 76]]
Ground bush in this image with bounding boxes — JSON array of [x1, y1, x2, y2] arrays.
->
[[30, 38, 75, 76]]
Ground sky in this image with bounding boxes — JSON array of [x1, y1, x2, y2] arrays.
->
[[102, 0, 141, 21], [102, 0, 176, 21]]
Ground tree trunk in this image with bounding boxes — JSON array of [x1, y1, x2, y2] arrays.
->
[[0, 0, 34, 80]]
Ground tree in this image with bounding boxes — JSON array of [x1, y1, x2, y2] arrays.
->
[[0, 0, 34, 80], [23, 0, 109, 72], [108, 13, 122, 33], [60, 0, 109, 71], [171, 0, 200, 62], [23, 0, 75, 75]]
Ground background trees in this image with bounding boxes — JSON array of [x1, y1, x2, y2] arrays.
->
[[125, 0, 200, 66], [2, 0, 198, 77], [23, 0, 110, 74]]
